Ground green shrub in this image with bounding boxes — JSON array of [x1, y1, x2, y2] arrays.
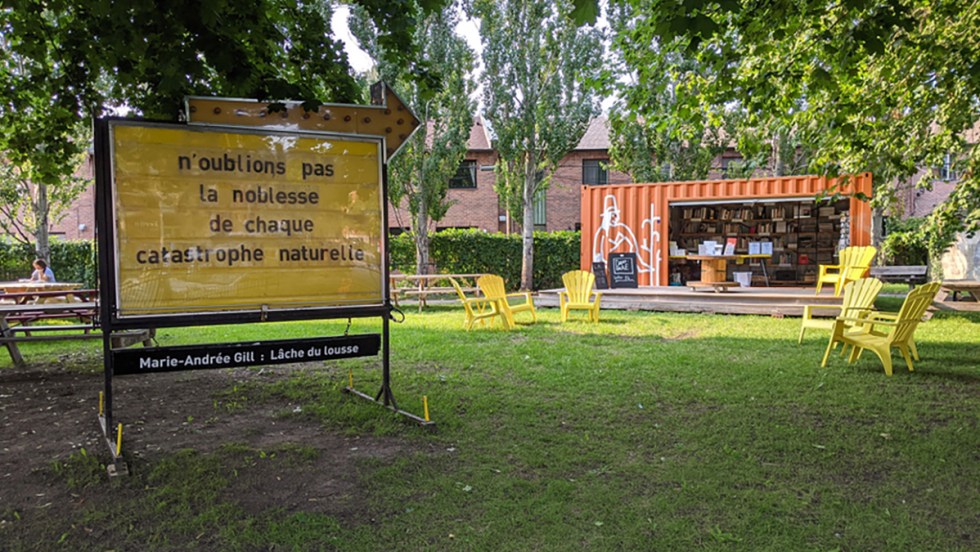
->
[[1, 230, 581, 292], [0, 240, 97, 287], [882, 217, 929, 266], [0, 241, 34, 281], [390, 229, 581, 290]]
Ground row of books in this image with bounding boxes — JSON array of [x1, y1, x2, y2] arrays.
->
[[680, 203, 842, 222]]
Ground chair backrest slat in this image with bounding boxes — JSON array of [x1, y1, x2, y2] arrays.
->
[[890, 282, 940, 344], [562, 270, 595, 303], [840, 277, 883, 315], [477, 275, 507, 301], [841, 246, 877, 280]]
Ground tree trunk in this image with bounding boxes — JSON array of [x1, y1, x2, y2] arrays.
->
[[34, 182, 50, 262], [520, 177, 535, 291], [415, 193, 431, 275], [412, 174, 429, 274], [871, 207, 885, 248], [772, 129, 784, 176]]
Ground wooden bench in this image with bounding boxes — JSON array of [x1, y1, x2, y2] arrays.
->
[[1, 301, 154, 367], [390, 274, 485, 312], [869, 266, 928, 289]]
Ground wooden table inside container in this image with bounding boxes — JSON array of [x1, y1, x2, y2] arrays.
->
[[685, 255, 739, 285], [682, 255, 773, 290]]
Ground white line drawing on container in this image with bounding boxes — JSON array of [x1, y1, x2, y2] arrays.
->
[[592, 194, 658, 283]]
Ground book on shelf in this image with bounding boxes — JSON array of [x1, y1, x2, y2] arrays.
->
[[723, 238, 737, 256], [761, 241, 773, 255], [748, 242, 761, 255]]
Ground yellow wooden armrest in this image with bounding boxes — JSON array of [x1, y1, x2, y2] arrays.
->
[[836, 316, 897, 327], [867, 312, 899, 321]]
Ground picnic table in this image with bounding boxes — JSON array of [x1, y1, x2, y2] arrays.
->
[[0, 288, 98, 306], [390, 273, 485, 312], [0, 281, 84, 294], [938, 280, 980, 302], [0, 292, 154, 367]]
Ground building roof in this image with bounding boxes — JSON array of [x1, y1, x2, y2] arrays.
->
[[468, 116, 493, 150], [575, 116, 611, 151], [464, 115, 612, 152]]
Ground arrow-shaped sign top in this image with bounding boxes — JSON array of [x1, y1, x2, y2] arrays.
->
[[185, 82, 421, 162]]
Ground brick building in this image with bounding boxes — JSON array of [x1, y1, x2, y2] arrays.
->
[[8, 117, 967, 242], [3, 153, 97, 243], [389, 116, 631, 234]]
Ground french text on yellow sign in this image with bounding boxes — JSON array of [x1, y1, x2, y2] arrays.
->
[[111, 122, 384, 316]]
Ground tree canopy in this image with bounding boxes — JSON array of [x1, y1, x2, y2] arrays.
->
[[610, 0, 979, 250], [351, 0, 475, 273], [1, 0, 449, 255], [475, 0, 603, 290]]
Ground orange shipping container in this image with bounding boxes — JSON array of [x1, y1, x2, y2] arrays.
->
[[580, 174, 873, 287]]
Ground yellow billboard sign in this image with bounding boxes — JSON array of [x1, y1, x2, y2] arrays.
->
[[109, 122, 384, 317]]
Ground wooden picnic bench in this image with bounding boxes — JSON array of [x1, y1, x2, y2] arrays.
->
[[0, 301, 155, 367], [390, 273, 485, 312], [869, 266, 928, 289], [0, 289, 99, 328], [937, 280, 980, 302]]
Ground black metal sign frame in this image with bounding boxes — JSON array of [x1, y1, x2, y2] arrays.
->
[[94, 116, 426, 471]]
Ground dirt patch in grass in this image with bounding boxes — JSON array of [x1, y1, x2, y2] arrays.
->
[[0, 362, 419, 539]]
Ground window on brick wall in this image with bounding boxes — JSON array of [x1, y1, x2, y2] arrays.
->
[[583, 159, 608, 185], [449, 160, 477, 188], [940, 153, 958, 182], [721, 156, 740, 177], [533, 189, 546, 229]]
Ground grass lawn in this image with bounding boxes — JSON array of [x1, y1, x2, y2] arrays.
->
[[2, 299, 978, 551]]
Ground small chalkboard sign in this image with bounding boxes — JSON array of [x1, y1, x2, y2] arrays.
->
[[609, 252, 638, 288], [592, 262, 609, 290]]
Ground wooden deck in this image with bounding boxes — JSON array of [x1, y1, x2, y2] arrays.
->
[[535, 286, 844, 317]]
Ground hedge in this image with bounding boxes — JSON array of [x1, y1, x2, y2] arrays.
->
[[1, 229, 581, 292], [0, 240, 97, 287], [391, 229, 581, 290]]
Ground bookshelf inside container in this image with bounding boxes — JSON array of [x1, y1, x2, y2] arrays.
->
[[668, 198, 850, 286]]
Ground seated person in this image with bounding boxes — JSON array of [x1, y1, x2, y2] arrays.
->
[[29, 259, 56, 282]]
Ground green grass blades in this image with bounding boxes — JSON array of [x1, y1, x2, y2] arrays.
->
[[2, 305, 978, 551]]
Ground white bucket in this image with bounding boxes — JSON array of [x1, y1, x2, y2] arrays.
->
[[733, 272, 752, 287]]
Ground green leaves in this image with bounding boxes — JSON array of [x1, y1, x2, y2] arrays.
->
[[570, 0, 600, 25], [476, 0, 602, 288], [612, 0, 980, 249]]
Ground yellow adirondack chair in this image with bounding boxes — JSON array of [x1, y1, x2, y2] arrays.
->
[[559, 270, 602, 322], [815, 246, 877, 296], [449, 277, 499, 330], [476, 274, 536, 330], [821, 282, 940, 375], [798, 277, 883, 343]]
